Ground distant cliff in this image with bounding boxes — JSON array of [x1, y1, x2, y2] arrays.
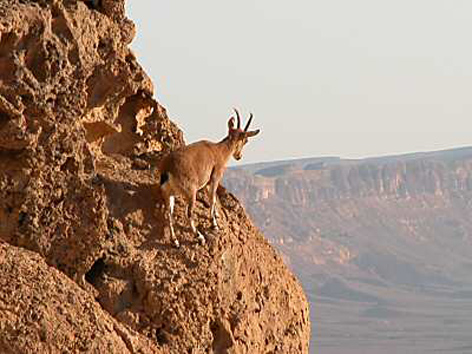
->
[[226, 149, 472, 207], [225, 148, 472, 353]]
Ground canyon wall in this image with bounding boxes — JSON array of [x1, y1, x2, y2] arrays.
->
[[225, 149, 472, 353], [226, 151, 472, 208]]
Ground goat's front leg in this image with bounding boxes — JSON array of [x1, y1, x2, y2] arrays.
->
[[209, 182, 220, 230], [208, 170, 222, 230], [187, 192, 206, 245]]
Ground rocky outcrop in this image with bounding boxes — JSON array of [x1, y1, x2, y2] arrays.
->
[[0, 1, 310, 353], [0, 242, 160, 353], [0, 0, 182, 278]]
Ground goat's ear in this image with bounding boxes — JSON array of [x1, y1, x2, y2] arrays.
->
[[228, 117, 236, 130], [245, 129, 260, 138]]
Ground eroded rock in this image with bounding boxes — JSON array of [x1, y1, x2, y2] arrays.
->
[[0, 242, 160, 354], [0, 1, 310, 352]]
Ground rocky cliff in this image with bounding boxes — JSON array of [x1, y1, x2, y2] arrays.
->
[[0, 1, 310, 353]]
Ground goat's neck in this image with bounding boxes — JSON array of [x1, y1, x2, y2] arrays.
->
[[216, 136, 237, 163]]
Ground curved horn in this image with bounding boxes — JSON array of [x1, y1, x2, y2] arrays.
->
[[233, 108, 241, 129], [244, 113, 253, 132]]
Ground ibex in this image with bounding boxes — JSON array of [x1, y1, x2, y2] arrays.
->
[[159, 109, 260, 247]]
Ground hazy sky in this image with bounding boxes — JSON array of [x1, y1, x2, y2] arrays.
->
[[126, 1, 472, 164]]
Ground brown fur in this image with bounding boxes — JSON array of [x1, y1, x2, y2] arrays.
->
[[159, 111, 260, 247]]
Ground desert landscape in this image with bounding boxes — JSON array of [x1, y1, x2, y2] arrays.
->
[[225, 148, 472, 353], [3, 1, 472, 353]]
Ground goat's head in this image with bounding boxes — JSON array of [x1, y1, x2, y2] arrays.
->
[[227, 108, 260, 160]]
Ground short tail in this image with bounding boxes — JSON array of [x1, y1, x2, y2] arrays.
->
[[160, 171, 169, 186]]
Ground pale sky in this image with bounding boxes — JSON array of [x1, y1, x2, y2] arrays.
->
[[126, 1, 472, 164]]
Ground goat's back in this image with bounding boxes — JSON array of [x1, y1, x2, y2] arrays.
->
[[160, 140, 219, 192]]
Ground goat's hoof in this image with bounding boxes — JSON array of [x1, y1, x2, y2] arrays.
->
[[173, 239, 180, 248], [197, 234, 206, 245]]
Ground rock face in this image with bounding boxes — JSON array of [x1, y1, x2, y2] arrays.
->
[[0, 1, 310, 353], [0, 242, 159, 353], [224, 149, 472, 353]]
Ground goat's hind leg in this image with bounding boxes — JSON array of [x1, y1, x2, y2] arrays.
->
[[169, 196, 180, 247], [163, 192, 179, 247], [187, 192, 206, 245]]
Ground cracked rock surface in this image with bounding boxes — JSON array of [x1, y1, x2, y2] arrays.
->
[[0, 1, 310, 352]]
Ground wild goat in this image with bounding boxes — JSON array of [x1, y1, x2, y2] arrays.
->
[[159, 109, 260, 247]]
